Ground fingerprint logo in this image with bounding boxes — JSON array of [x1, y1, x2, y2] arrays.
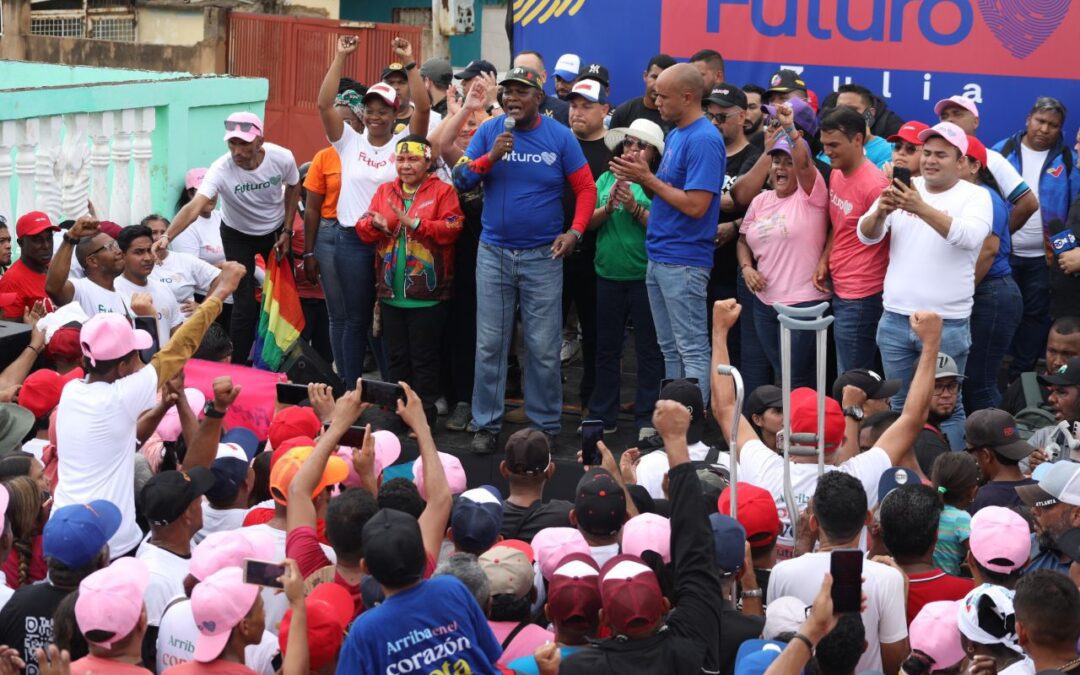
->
[[513, 0, 586, 26], [977, 0, 1071, 59]]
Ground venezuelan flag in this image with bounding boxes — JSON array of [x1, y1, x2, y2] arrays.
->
[[252, 253, 305, 371]]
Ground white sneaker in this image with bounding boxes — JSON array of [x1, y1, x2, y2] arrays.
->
[[638, 427, 657, 441]]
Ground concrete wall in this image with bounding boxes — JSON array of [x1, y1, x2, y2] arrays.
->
[[138, 6, 207, 46]]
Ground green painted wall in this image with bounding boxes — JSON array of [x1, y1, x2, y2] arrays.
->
[[0, 61, 268, 223], [338, 0, 486, 65]]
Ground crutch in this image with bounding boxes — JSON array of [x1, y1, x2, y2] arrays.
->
[[774, 302, 833, 534], [715, 363, 744, 519]]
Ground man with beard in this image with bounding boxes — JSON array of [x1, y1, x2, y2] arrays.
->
[[742, 84, 766, 150], [0, 219, 10, 274], [912, 355, 962, 476], [609, 53, 676, 133], [46, 215, 137, 320], [1026, 357, 1080, 463], [0, 212, 59, 319], [1016, 461, 1080, 574]]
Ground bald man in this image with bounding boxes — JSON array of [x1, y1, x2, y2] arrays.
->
[[513, 51, 570, 126], [610, 63, 725, 406]]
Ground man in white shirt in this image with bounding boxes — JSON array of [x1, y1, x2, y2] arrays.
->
[[115, 224, 184, 348], [710, 299, 941, 560], [53, 253, 245, 559], [142, 214, 222, 312], [767, 470, 909, 674], [156, 112, 301, 365], [196, 440, 254, 543], [858, 121, 992, 449], [46, 216, 137, 320]]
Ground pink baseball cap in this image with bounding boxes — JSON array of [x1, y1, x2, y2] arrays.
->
[[918, 121, 969, 155], [337, 429, 403, 488], [910, 600, 964, 671], [223, 112, 264, 143], [192, 566, 260, 662], [621, 513, 671, 564], [185, 168, 208, 190], [969, 506, 1030, 574], [156, 388, 207, 442], [532, 527, 590, 580], [362, 83, 399, 110], [75, 557, 151, 648], [79, 313, 153, 367], [934, 95, 980, 119], [190, 529, 276, 581], [413, 451, 466, 499]]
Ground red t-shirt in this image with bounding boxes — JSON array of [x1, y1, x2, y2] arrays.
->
[[0, 260, 53, 319], [827, 159, 891, 300], [906, 568, 973, 625]]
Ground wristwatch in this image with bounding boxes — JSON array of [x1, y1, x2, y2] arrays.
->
[[404, 61, 417, 71], [203, 401, 226, 419], [740, 589, 763, 599], [843, 405, 865, 422]]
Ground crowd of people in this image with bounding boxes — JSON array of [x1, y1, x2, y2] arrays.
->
[[0, 34, 1078, 675]]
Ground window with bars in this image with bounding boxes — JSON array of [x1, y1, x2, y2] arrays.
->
[[30, 0, 135, 41]]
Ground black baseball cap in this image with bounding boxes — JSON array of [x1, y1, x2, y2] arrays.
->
[[704, 83, 748, 109], [141, 467, 215, 527], [577, 63, 610, 87], [964, 408, 1034, 460], [361, 508, 426, 588], [766, 69, 807, 94], [832, 369, 902, 402], [658, 379, 705, 445], [381, 62, 409, 82], [574, 468, 626, 537], [499, 66, 544, 91], [454, 59, 497, 80], [1038, 357, 1080, 387], [746, 385, 783, 416], [504, 428, 551, 476]]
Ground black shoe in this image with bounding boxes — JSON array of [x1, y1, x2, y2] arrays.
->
[[471, 430, 499, 455]]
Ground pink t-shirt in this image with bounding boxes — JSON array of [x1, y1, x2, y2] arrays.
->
[[71, 655, 152, 675], [488, 621, 555, 664], [827, 160, 891, 299], [741, 171, 831, 305]]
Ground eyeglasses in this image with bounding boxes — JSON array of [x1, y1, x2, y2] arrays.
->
[[87, 241, 120, 258], [933, 381, 960, 393], [893, 142, 919, 154], [624, 137, 653, 151], [705, 111, 732, 123], [224, 120, 261, 133]]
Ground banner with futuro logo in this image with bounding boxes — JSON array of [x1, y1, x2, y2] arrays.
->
[[512, 0, 1079, 143]]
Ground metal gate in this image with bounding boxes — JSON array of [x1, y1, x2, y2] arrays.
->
[[228, 12, 423, 164]]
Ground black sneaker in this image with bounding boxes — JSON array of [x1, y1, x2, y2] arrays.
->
[[471, 430, 499, 455]]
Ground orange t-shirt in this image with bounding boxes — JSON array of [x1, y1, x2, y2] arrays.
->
[[304, 147, 342, 220]]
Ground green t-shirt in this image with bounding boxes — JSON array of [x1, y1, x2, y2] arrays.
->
[[383, 196, 438, 309], [593, 171, 652, 281]]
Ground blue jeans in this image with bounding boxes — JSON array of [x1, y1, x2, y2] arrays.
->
[[645, 261, 712, 407], [832, 293, 884, 374], [877, 310, 971, 449], [964, 276, 1023, 412], [314, 221, 388, 385], [1008, 254, 1050, 378], [752, 297, 825, 390], [736, 273, 773, 396], [472, 243, 563, 433], [588, 277, 664, 429]]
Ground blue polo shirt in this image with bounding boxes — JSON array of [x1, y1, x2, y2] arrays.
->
[[646, 116, 724, 268]]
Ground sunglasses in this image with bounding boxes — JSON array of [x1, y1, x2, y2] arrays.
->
[[225, 120, 261, 133], [623, 137, 653, 151], [933, 381, 960, 393], [893, 141, 919, 154], [705, 111, 732, 123], [88, 240, 120, 257]]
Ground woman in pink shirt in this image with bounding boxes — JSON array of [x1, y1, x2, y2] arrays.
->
[[737, 126, 830, 388]]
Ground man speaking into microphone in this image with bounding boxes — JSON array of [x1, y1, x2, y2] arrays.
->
[[453, 65, 597, 455]]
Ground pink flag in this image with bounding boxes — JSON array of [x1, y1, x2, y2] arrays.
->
[[183, 359, 288, 440]]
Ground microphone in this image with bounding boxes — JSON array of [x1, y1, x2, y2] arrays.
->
[[504, 117, 516, 133]]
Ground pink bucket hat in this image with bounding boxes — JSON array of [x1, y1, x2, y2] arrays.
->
[[192, 566, 260, 662], [79, 313, 153, 367], [223, 112, 263, 143], [75, 557, 151, 648]]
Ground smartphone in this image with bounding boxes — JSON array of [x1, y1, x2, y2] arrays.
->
[[360, 379, 406, 407], [243, 559, 285, 589], [830, 549, 863, 613], [339, 425, 367, 448], [276, 382, 310, 406], [893, 166, 912, 188], [581, 420, 604, 466], [660, 377, 699, 390]]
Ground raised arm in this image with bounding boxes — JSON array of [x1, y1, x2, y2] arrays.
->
[[875, 311, 942, 470], [710, 299, 760, 462], [46, 217, 97, 306], [181, 377, 242, 471], [731, 126, 782, 207], [318, 36, 357, 144], [393, 37, 430, 137], [155, 193, 214, 257], [398, 383, 451, 563], [430, 78, 491, 166]]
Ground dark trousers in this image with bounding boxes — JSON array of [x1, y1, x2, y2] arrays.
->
[[441, 235, 478, 405], [964, 276, 1023, 412], [736, 273, 774, 395], [1008, 254, 1050, 377], [563, 251, 598, 405], [588, 276, 663, 428], [300, 298, 332, 362], [382, 302, 448, 428], [220, 223, 279, 365]]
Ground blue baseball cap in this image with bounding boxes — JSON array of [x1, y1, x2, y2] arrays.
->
[[207, 457, 250, 503], [222, 427, 259, 461], [709, 513, 747, 576], [735, 640, 790, 675], [878, 467, 921, 503], [44, 500, 122, 568], [450, 485, 504, 555]]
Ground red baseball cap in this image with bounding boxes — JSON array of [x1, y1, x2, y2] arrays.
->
[[18, 368, 83, 419], [15, 211, 59, 238], [97, 221, 122, 239], [598, 554, 664, 637], [268, 406, 322, 450], [718, 482, 781, 550], [279, 582, 353, 671], [547, 553, 602, 626], [789, 387, 845, 452], [887, 120, 930, 146], [965, 135, 988, 168]]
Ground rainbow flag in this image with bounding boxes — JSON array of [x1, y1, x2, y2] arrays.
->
[[251, 253, 305, 371]]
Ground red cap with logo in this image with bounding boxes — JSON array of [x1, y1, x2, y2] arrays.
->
[[268, 406, 322, 450], [16, 212, 59, 238], [887, 121, 930, 146]]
